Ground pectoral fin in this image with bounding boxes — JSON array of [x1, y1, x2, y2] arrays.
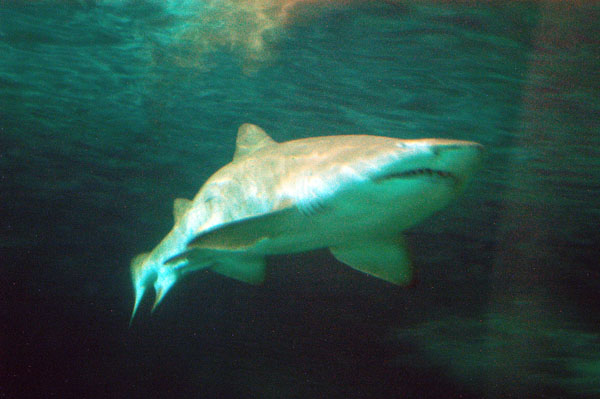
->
[[164, 250, 266, 284], [330, 236, 413, 286], [187, 206, 302, 251]]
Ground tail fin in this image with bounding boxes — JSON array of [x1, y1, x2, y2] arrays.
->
[[129, 252, 151, 326], [151, 270, 177, 312]]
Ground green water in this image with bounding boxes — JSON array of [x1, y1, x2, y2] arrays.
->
[[2, 1, 599, 398]]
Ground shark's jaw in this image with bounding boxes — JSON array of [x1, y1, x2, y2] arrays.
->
[[380, 140, 483, 187], [373, 168, 461, 193]]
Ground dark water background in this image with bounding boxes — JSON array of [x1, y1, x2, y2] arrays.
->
[[2, 1, 599, 398]]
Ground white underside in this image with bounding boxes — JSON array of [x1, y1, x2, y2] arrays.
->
[[248, 176, 457, 256]]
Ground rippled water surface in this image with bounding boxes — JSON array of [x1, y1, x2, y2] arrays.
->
[[2, 1, 599, 398]]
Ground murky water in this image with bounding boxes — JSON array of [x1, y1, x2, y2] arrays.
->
[[2, 1, 599, 398]]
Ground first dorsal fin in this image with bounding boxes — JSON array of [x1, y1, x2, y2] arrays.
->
[[173, 198, 192, 223], [233, 123, 276, 161]]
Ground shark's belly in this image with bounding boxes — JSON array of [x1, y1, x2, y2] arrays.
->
[[331, 178, 457, 232], [251, 177, 457, 256]]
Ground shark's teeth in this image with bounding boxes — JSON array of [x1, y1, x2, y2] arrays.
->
[[376, 169, 457, 181]]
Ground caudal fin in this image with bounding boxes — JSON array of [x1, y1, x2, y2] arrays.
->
[[129, 252, 150, 326]]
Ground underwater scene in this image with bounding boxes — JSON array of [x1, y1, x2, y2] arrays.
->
[[2, 0, 599, 398]]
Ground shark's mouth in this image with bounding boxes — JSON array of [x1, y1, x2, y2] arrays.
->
[[376, 168, 458, 183]]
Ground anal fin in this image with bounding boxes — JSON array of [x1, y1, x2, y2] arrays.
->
[[330, 236, 413, 286], [212, 257, 266, 285]]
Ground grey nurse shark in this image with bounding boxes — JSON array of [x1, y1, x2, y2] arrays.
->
[[129, 123, 483, 321]]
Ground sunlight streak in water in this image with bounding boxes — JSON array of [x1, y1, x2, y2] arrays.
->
[[167, 0, 344, 72]]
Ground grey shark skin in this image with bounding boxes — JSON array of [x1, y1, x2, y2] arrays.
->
[[130, 124, 483, 322]]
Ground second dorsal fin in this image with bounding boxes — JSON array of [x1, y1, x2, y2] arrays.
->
[[173, 198, 192, 223], [233, 123, 276, 161]]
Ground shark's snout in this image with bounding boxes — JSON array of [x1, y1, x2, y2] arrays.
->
[[390, 139, 483, 187], [419, 140, 484, 184]]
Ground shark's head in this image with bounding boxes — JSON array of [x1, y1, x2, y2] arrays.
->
[[372, 138, 483, 186], [129, 252, 179, 325], [360, 138, 483, 230], [398, 139, 484, 188]]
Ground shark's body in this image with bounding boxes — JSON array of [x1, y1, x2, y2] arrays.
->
[[130, 124, 482, 320]]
